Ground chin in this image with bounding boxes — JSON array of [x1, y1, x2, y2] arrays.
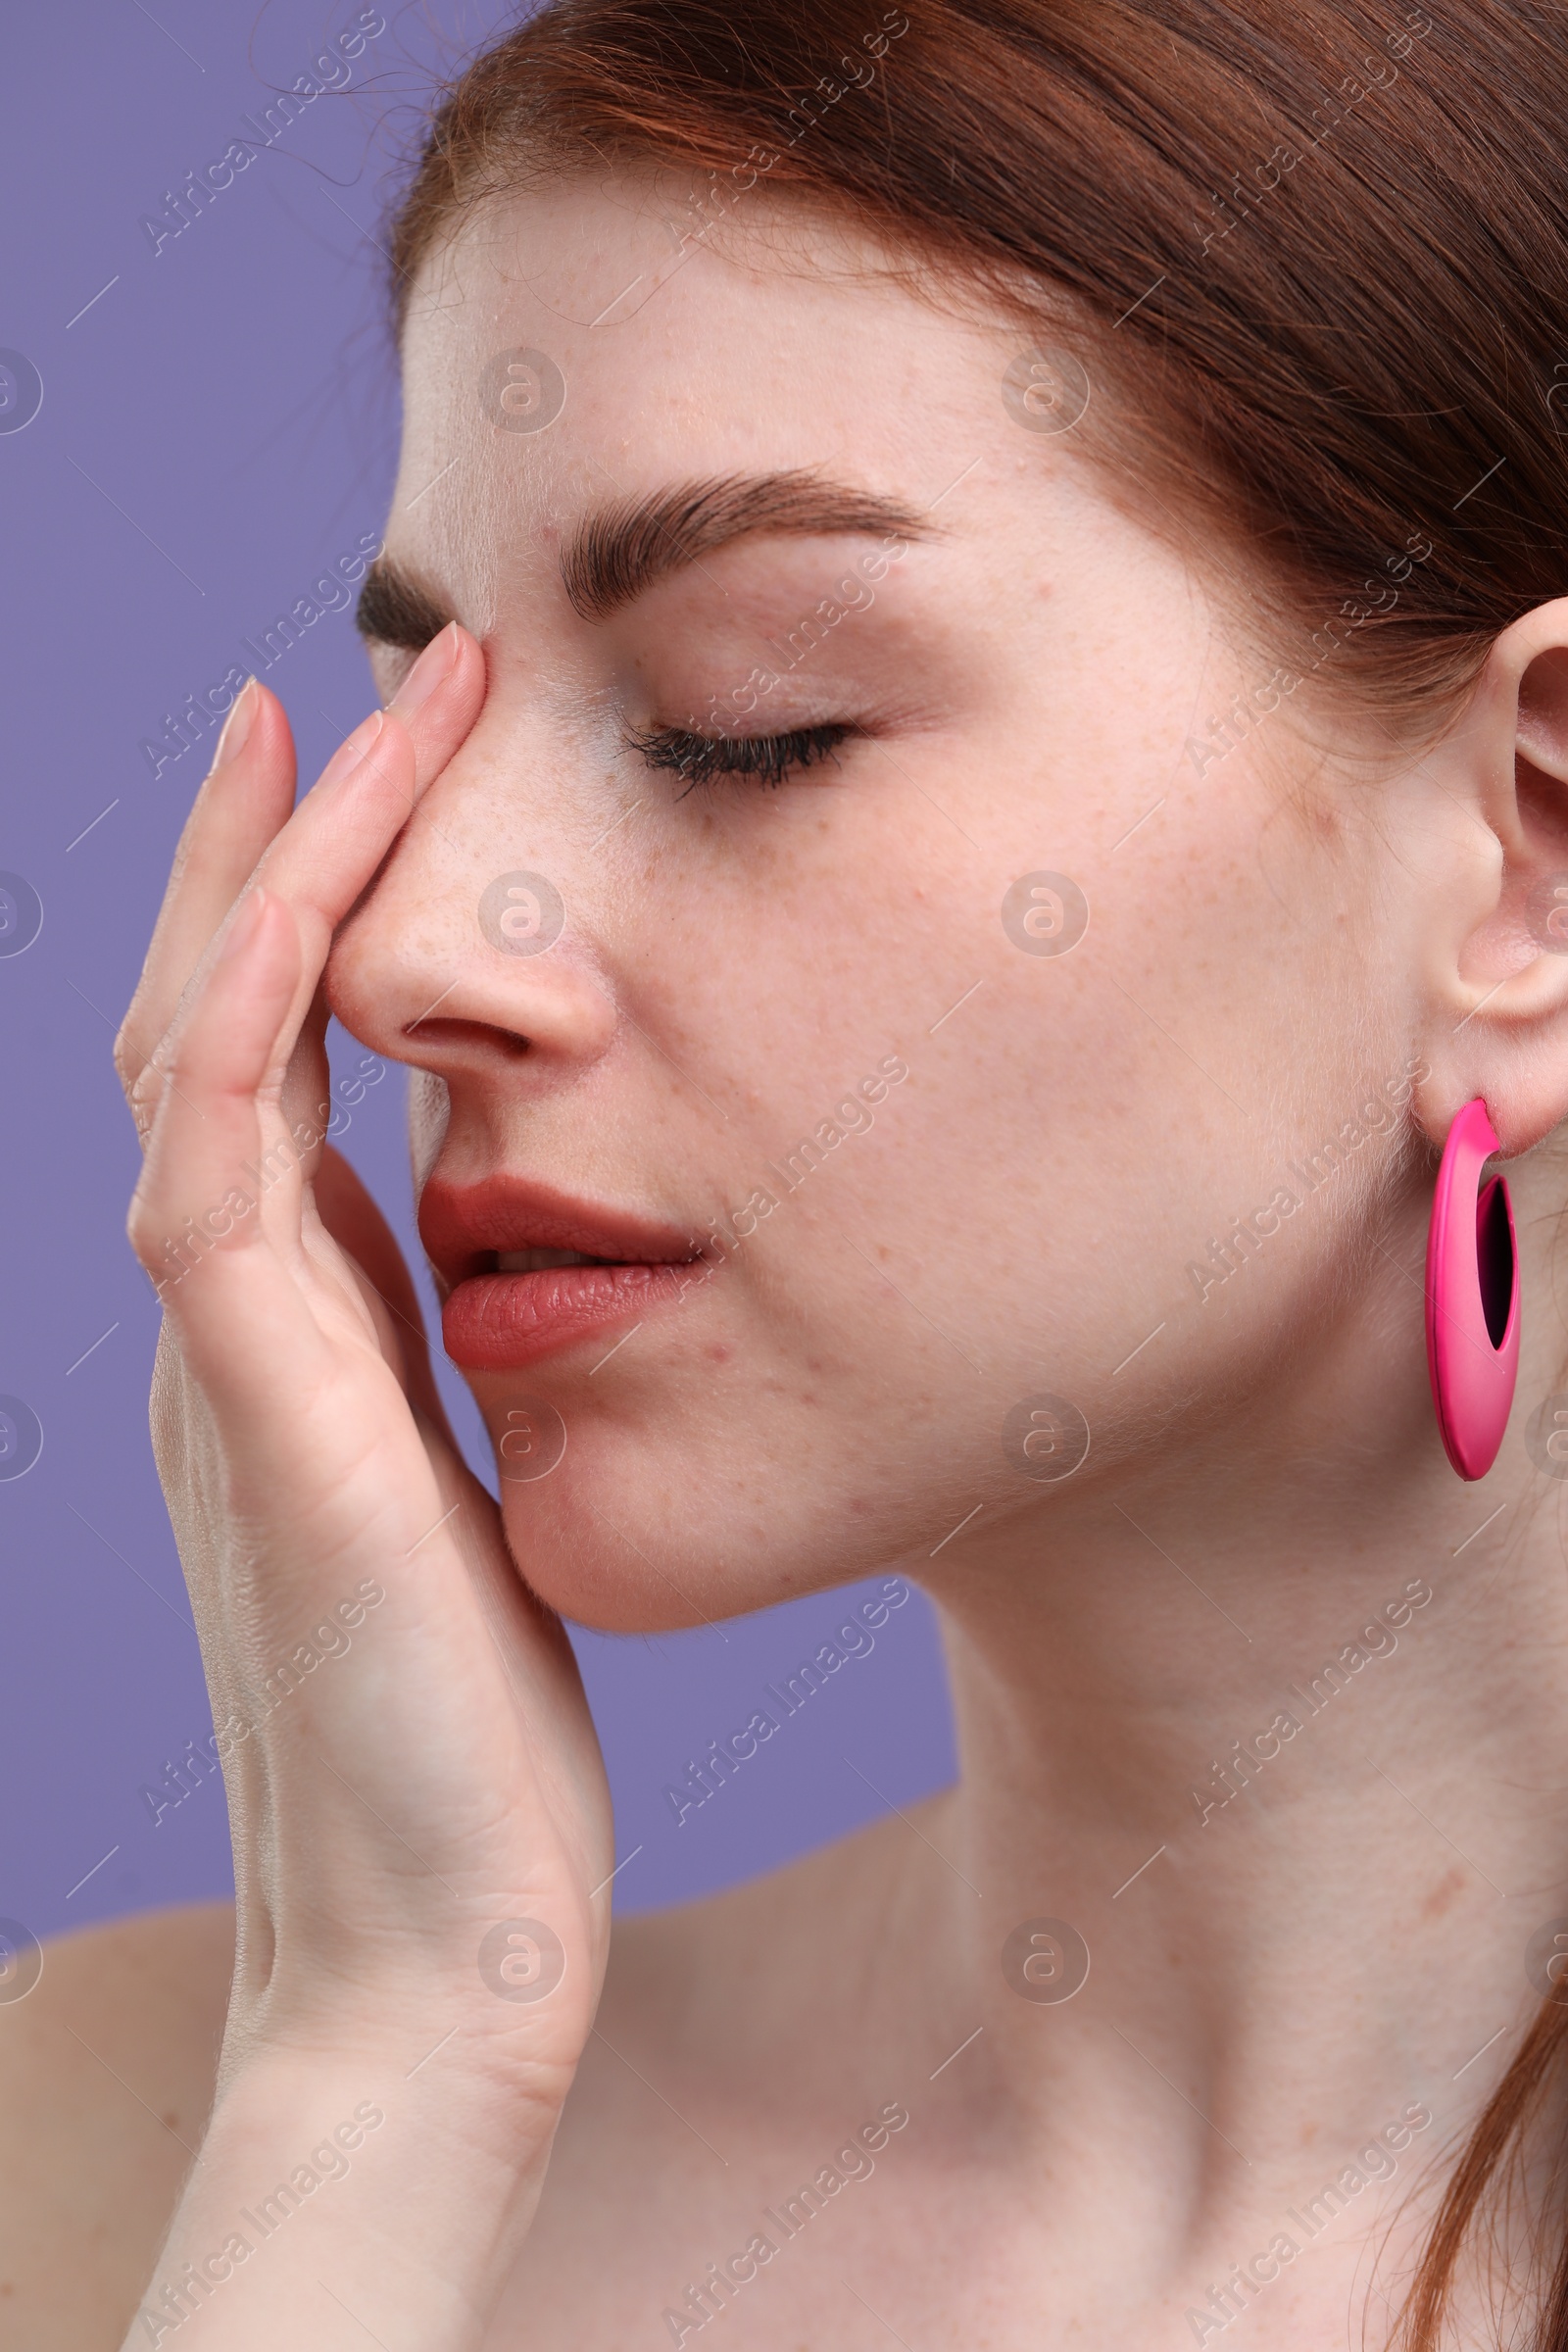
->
[[493, 1478, 768, 1633], [482, 1394, 906, 1633]]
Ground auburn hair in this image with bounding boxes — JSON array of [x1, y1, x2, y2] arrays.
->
[[383, 2, 1568, 2339]]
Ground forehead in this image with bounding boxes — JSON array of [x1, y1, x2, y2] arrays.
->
[[388, 173, 1027, 610]]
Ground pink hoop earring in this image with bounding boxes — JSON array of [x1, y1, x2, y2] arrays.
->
[[1425, 1098, 1520, 1481]]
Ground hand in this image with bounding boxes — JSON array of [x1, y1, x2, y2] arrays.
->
[[115, 633, 613, 2346]]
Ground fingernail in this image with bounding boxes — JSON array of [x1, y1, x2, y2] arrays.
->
[[218, 888, 267, 962], [318, 709, 386, 790], [212, 678, 260, 771], [389, 621, 459, 718]]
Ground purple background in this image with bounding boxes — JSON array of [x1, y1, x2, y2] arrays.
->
[[0, 0, 955, 1946]]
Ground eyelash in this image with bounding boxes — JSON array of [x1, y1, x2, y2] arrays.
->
[[625, 721, 854, 794]]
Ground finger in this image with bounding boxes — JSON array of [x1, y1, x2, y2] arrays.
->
[[379, 617, 486, 791], [215, 628, 485, 1112], [136, 706, 443, 1293], [127, 887, 334, 1403], [130, 897, 448, 1668], [138, 708, 415, 1184], [129, 885, 295, 1268], [311, 1144, 460, 1448], [247, 707, 419, 1032], [116, 681, 297, 1138], [118, 622, 483, 1146], [246, 621, 484, 935], [172, 623, 484, 1089]]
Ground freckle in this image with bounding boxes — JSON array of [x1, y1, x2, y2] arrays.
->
[[161, 2110, 179, 2129], [1421, 1866, 1466, 1920]]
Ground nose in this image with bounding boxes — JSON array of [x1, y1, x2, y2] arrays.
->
[[325, 819, 618, 1088]]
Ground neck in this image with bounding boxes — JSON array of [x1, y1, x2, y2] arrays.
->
[[912, 1153, 1568, 2286]]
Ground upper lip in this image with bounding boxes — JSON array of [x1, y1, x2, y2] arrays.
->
[[417, 1173, 702, 1294]]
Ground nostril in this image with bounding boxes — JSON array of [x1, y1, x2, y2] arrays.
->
[[404, 1015, 531, 1058]]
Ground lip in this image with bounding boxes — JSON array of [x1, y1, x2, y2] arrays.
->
[[419, 1173, 707, 1371]]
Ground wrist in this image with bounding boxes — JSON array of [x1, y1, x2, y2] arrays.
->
[[125, 2048, 560, 2351]]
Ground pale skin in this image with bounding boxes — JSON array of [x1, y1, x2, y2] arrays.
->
[[7, 170, 1568, 2349]]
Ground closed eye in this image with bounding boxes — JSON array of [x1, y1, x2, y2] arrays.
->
[[625, 721, 855, 794]]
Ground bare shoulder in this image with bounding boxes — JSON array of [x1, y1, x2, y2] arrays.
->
[[0, 1901, 233, 2349], [0, 1805, 952, 2350]]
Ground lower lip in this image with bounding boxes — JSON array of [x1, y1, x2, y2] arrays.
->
[[441, 1262, 702, 1370]]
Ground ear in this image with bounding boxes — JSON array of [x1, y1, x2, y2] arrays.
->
[[1413, 596, 1568, 1155]]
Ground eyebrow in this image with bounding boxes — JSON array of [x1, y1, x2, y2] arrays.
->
[[355, 469, 935, 648], [560, 470, 935, 621], [354, 558, 452, 650]]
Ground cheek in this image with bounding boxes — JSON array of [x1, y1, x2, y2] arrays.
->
[[701, 739, 1350, 1422], [408, 1068, 452, 1191]]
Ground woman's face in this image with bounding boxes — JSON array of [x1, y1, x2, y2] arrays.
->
[[327, 171, 1432, 1628]]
